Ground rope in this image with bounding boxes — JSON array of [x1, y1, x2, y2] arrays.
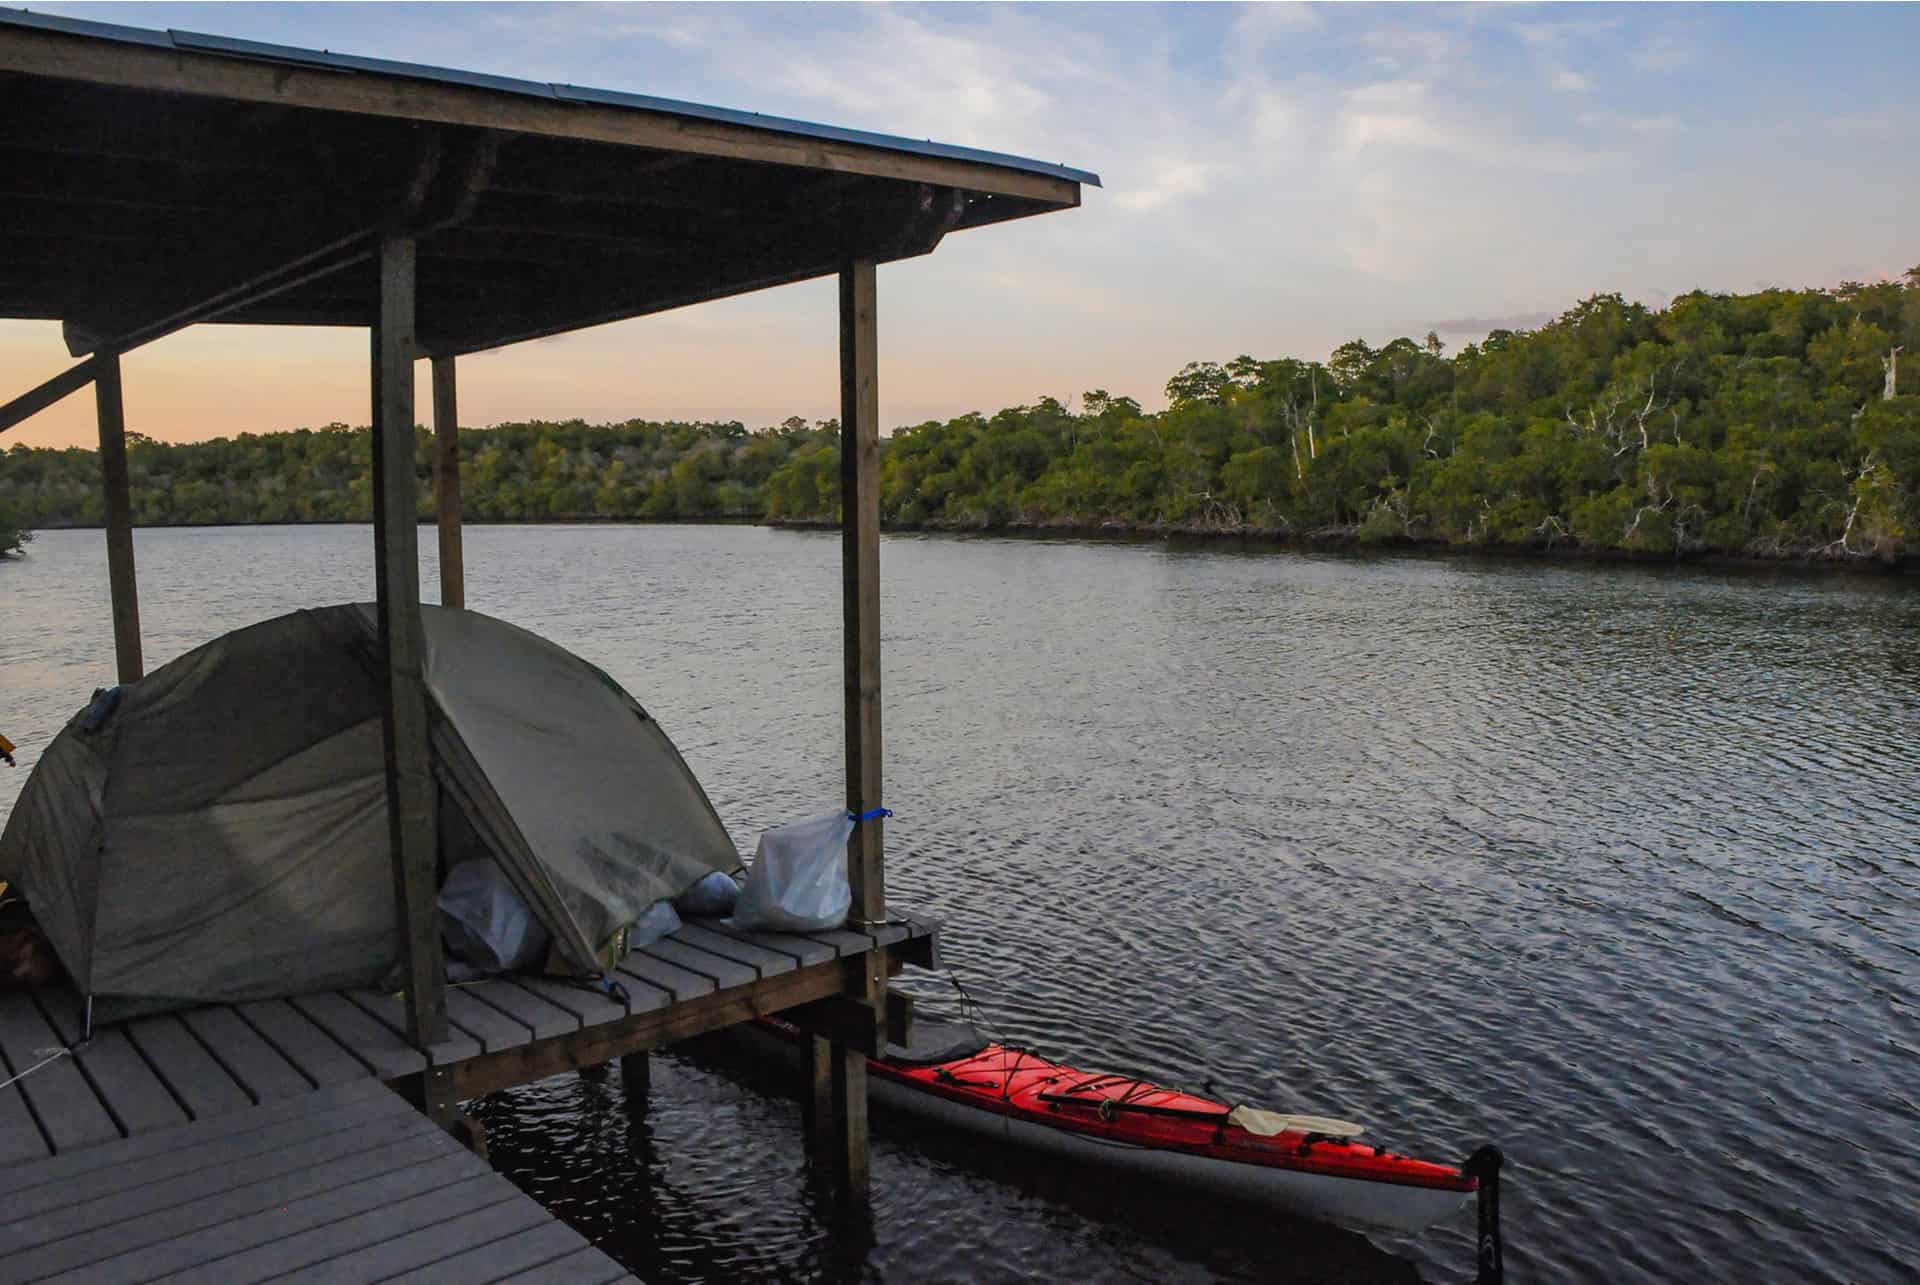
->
[[0, 1042, 81, 1091], [849, 807, 892, 824]]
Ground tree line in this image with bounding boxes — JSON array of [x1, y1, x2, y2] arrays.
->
[[3, 273, 1917, 563]]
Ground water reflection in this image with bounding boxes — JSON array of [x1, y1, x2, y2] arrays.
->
[[472, 1040, 1421, 1285]]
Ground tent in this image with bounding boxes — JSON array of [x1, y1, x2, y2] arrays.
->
[[0, 604, 738, 1020]]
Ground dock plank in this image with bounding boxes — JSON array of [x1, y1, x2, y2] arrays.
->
[[509, 975, 628, 1027], [462, 979, 578, 1039], [672, 923, 798, 977], [0, 1078, 49, 1165], [868, 920, 911, 948], [268, 1192, 554, 1283], [0, 1101, 428, 1256], [1, 1084, 414, 1223], [397, 1218, 592, 1284], [52, 1150, 477, 1284], [617, 952, 715, 1004], [38, 991, 186, 1137], [124, 1014, 253, 1118], [234, 998, 371, 1085], [0, 991, 119, 1153], [444, 986, 534, 1054], [0, 1076, 393, 1199], [0, 1133, 453, 1280], [345, 987, 484, 1065], [606, 966, 674, 1014], [1, 1077, 633, 1284], [500, 1246, 635, 1284], [897, 910, 944, 968], [179, 1006, 314, 1100], [697, 919, 836, 967], [804, 927, 875, 956], [642, 938, 757, 990], [150, 1172, 515, 1283], [289, 992, 425, 1078]]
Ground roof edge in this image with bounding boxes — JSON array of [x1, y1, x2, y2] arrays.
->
[[0, 7, 1102, 189]]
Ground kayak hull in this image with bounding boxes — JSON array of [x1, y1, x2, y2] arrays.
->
[[731, 1021, 1474, 1235], [866, 1064, 1470, 1233]]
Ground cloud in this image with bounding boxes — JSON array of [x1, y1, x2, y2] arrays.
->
[[1511, 15, 1622, 50], [1359, 25, 1471, 72], [1632, 33, 1692, 72], [1230, 0, 1323, 55], [1113, 158, 1218, 212], [1577, 110, 1681, 136], [1334, 80, 1604, 174], [769, 10, 1058, 152], [1550, 67, 1594, 93]]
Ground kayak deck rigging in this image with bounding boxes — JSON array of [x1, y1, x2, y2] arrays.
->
[[871, 1039, 1478, 1193]]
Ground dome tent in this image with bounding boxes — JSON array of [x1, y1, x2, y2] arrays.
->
[[0, 604, 737, 1021]]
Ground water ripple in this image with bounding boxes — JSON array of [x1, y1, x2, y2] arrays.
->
[[3, 527, 1917, 1283]]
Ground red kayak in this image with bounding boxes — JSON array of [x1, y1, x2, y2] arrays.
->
[[748, 1017, 1503, 1248]]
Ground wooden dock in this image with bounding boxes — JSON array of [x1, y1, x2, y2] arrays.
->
[[0, 5, 1084, 1249], [0, 914, 935, 1165], [0, 914, 936, 1281], [0, 1077, 636, 1284]]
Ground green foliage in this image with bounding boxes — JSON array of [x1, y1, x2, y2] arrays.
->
[[0, 501, 28, 555], [4, 278, 1917, 563], [833, 280, 1920, 562], [1, 417, 837, 531]]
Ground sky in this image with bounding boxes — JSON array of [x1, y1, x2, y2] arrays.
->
[[5, 1, 1918, 448]]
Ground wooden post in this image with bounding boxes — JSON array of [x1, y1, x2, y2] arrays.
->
[[829, 1041, 870, 1196], [620, 1051, 650, 1107], [93, 353, 142, 684], [800, 1033, 833, 1153], [431, 356, 464, 609], [371, 234, 449, 1066], [840, 259, 885, 926], [830, 259, 885, 1200]]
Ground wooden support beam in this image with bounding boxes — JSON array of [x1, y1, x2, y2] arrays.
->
[[782, 987, 913, 1057], [370, 234, 449, 1067], [421, 184, 952, 358], [446, 953, 850, 1098], [93, 353, 142, 684], [431, 356, 464, 609], [0, 356, 99, 436], [52, 130, 484, 360], [830, 1043, 871, 1198], [620, 1051, 649, 1107], [801, 1033, 833, 1155], [831, 259, 887, 1205], [840, 260, 885, 930], [65, 231, 372, 357]]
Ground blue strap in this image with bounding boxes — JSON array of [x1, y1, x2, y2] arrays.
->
[[850, 807, 893, 824]]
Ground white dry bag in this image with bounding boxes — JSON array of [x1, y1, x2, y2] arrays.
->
[[438, 858, 550, 973], [730, 811, 854, 932]]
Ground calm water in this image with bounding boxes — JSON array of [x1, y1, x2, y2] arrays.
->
[[3, 525, 1917, 1284]]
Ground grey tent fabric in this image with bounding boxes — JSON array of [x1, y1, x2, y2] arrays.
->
[[0, 604, 737, 1020]]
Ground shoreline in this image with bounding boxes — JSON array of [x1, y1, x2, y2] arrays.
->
[[766, 516, 1920, 577], [11, 514, 1915, 577]]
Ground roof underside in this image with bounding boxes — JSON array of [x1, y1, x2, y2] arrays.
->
[[0, 9, 1095, 359]]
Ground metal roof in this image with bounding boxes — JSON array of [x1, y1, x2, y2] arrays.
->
[[0, 6, 1102, 188]]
